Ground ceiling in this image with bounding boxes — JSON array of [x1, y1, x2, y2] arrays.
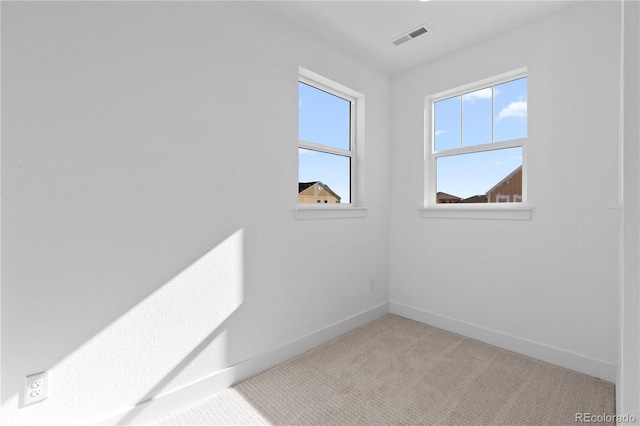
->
[[263, 0, 579, 75]]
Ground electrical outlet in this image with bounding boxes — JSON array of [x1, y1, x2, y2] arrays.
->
[[24, 371, 49, 406]]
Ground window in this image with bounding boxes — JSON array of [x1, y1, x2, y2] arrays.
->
[[427, 70, 528, 210], [298, 73, 356, 206]]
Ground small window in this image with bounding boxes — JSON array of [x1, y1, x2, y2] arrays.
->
[[298, 73, 356, 206], [428, 70, 527, 206]]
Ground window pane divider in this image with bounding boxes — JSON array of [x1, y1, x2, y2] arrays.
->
[[299, 140, 353, 158], [433, 137, 526, 158]]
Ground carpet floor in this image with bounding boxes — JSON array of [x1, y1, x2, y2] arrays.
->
[[153, 314, 615, 425]]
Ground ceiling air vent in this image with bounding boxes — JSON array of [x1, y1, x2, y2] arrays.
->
[[391, 24, 431, 46]]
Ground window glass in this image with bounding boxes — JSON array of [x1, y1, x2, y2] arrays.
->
[[462, 87, 492, 147], [434, 96, 461, 152], [430, 74, 527, 206], [298, 148, 350, 204], [494, 77, 527, 142], [298, 82, 351, 150], [436, 147, 523, 203]]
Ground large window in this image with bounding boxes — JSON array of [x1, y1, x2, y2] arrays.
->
[[298, 73, 356, 205], [427, 70, 528, 207]]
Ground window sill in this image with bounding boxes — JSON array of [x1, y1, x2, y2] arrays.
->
[[420, 205, 532, 220], [294, 206, 368, 220]]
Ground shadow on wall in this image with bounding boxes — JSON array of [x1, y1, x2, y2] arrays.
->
[[114, 315, 238, 425], [7, 229, 245, 424]]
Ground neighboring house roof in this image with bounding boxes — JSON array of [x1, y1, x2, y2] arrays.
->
[[437, 191, 487, 203], [436, 192, 462, 202], [459, 194, 488, 203], [298, 181, 317, 192], [486, 165, 522, 196], [298, 181, 342, 201]]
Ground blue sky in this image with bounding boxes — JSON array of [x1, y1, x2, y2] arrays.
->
[[298, 77, 527, 203], [434, 77, 527, 198]]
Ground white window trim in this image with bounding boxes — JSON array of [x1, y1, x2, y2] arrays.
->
[[295, 67, 367, 220], [422, 68, 532, 220]]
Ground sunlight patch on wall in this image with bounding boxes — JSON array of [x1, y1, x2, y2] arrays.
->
[[10, 230, 245, 425]]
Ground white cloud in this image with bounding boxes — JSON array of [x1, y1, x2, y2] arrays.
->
[[435, 129, 446, 136], [497, 100, 527, 120], [462, 87, 492, 103]]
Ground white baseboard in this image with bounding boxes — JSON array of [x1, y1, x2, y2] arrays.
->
[[97, 302, 389, 425], [389, 301, 616, 383]]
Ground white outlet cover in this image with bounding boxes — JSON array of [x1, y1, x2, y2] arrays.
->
[[24, 371, 49, 406]]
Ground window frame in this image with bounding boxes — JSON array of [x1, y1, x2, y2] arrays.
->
[[422, 68, 532, 220], [295, 67, 366, 220], [298, 75, 356, 205]]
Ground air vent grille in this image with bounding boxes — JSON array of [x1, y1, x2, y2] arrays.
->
[[391, 24, 431, 46], [408, 27, 428, 38]]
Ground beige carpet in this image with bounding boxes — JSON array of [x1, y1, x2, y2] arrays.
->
[[153, 314, 615, 425]]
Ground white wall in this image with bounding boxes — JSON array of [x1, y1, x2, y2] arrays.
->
[[390, 1, 621, 381], [620, 0, 640, 420], [0, 2, 390, 425]]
